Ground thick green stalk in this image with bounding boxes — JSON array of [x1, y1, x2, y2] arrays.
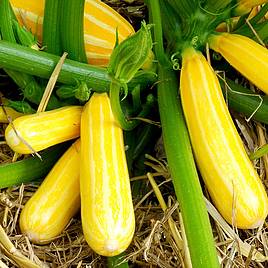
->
[[159, 0, 182, 55], [0, 41, 156, 92], [60, 0, 87, 63], [146, 0, 170, 66], [0, 143, 68, 189], [157, 66, 220, 268], [43, 0, 62, 55], [147, 0, 220, 267]]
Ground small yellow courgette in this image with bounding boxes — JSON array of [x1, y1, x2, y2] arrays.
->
[[10, 0, 135, 66], [0, 106, 22, 123], [80, 93, 135, 256], [19, 139, 80, 244], [180, 47, 268, 229], [234, 0, 267, 15], [5, 106, 82, 154], [209, 32, 268, 95]]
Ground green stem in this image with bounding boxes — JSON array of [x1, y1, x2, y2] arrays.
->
[[131, 85, 142, 113], [60, 0, 87, 63], [147, 0, 220, 267], [146, 0, 170, 66], [109, 81, 154, 130], [159, 0, 182, 54], [0, 143, 68, 189], [43, 0, 62, 55], [157, 66, 220, 268], [132, 123, 158, 160], [0, 41, 157, 92]]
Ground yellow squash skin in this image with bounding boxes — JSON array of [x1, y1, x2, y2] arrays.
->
[[5, 106, 82, 154], [180, 47, 268, 229], [235, 0, 268, 15], [209, 33, 268, 95], [80, 93, 135, 256], [0, 106, 22, 123], [19, 139, 80, 244], [10, 0, 134, 66]]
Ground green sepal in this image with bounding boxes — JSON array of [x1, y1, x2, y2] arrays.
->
[[107, 21, 153, 84], [74, 81, 91, 102]]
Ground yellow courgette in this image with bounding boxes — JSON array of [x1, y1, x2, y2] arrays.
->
[[5, 106, 82, 154], [180, 47, 268, 229], [209, 33, 268, 95], [19, 139, 80, 244], [80, 93, 135, 256], [234, 0, 267, 15], [10, 0, 135, 66]]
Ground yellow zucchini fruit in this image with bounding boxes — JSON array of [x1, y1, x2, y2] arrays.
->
[[19, 139, 80, 244], [5, 106, 82, 154], [10, 0, 135, 66], [80, 93, 135, 256], [234, 0, 268, 15], [209, 33, 268, 95], [0, 106, 22, 123], [180, 47, 268, 229]]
